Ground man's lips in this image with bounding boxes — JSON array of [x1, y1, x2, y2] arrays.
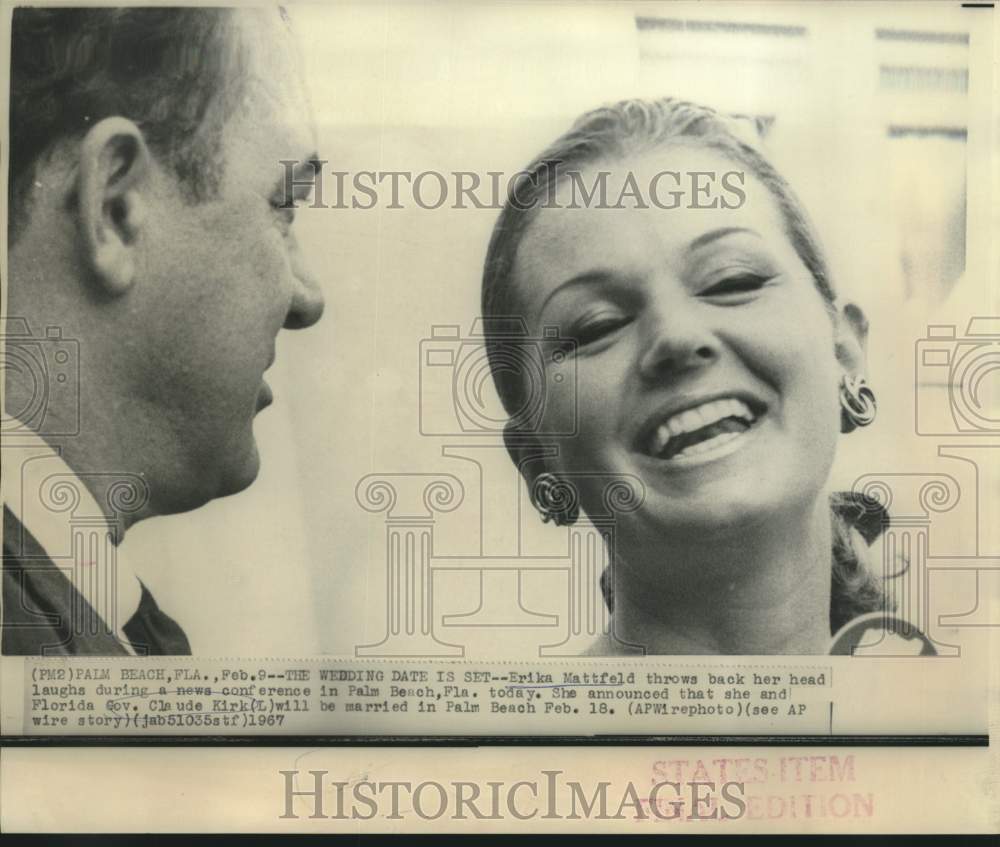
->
[[257, 380, 273, 410], [257, 350, 277, 410]]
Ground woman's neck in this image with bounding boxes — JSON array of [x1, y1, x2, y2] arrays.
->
[[609, 499, 833, 655]]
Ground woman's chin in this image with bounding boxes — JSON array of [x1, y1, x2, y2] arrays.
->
[[635, 496, 770, 539], [631, 470, 819, 537]]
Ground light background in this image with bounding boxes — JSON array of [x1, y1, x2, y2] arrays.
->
[[122, 1, 997, 656]]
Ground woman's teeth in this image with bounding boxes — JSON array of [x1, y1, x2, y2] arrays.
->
[[668, 428, 743, 458], [648, 397, 757, 459]]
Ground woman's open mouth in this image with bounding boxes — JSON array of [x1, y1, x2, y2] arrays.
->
[[638, 397, 764, 465]]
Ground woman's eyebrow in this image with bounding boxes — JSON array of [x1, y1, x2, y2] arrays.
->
[[539, 269, 616, 313], [688, 226, 762, 252], [539, 228, 766, 313]]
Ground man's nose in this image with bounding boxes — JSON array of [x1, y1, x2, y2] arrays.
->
[[283, 248, 326, 330], [637, 295, 719, 383]]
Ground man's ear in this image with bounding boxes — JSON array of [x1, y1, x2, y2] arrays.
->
[[834, 301, 869, 375], [76, 117, 151, 296]]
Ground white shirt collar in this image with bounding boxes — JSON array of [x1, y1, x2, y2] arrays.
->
[[2, 423, 141, 655]]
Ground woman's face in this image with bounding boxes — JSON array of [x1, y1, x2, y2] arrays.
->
[[512, 146, 854, 544]]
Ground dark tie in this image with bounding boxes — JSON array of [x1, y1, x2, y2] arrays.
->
[[122, 582, 191, 655]]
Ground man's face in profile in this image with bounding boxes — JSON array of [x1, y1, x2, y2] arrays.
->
[[132, 9, 325, 509]]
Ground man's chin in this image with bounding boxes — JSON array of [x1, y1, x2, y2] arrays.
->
[[216, 443, 262, 499], [160, 443, 262, 515]]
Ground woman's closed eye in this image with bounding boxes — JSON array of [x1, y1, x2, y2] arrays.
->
[[571, 312, 633, 347], [700, 272, 773, 300]]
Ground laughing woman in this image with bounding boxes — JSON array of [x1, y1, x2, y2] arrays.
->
[[482, 98, 912, 656]]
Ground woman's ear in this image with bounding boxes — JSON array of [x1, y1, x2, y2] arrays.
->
[[76, 116, 152, 296], [834, 301, 870, 375], [502, 422, 553, 490]]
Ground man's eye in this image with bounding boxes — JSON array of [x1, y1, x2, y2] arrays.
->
[[701, 273, 769, 297]]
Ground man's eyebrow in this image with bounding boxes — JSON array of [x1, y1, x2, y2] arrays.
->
[[687, 226, 761, 252]]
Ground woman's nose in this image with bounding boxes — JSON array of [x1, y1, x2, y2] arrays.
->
[[637, 299, 719, 383]]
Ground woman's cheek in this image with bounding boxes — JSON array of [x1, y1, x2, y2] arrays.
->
[[760, 290, 837, 377], [788, 344, 843, 453], [573, 359, 629, 450]]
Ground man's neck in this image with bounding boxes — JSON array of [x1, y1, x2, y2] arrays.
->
[[3, 411, 150, 539]]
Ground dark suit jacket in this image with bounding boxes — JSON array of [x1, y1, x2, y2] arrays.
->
[[2, 507, 190, 655]]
